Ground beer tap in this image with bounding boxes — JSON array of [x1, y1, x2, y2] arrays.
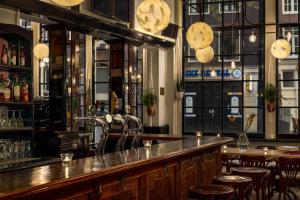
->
[[123, 114, 143, 149], [112, 114, 128, 152], [74, 106, 112, 156]]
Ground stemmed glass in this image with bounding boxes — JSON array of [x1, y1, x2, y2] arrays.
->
[[17, 110, 24, 128], [9, 110, 17, 128], [3, 111, 10, 128]]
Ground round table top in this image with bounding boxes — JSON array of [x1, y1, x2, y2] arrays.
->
[[231, 167, 268, 174], [190, 185, 234, 196], [213, 175, 252, 183]]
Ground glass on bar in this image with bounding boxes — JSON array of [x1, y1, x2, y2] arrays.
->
[[60, 153, 73, 166], [143, 140, 152, 149]]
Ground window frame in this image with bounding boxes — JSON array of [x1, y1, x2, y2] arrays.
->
[[219, 2, 242, 14], [282, 0, 299, 14], [217, 30, 241, 62], [188, 0, 210, 15]]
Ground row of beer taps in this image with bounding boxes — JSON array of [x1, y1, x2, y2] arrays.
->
[[74, 105, 143, 156]]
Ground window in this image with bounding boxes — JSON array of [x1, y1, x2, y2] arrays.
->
[[19, 18, 31, 30], [189, 0, 210, 15], [282, 27, 299, 57], [184, 0, 265, 137], [219, 2, 241, 13], [282, 0, 298, 14], [282, 71, 295, 87], [218, 30, 241, 62]]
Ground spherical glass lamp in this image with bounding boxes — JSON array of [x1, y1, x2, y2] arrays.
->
[[271, 39, 291, 59], [186, 22, 214, 49], [195, 46, 214, 63], [33, 43, 49, 59], [136, 0, 171, 34], [51, 0, 85, 7], [249, 31, 256, 43]]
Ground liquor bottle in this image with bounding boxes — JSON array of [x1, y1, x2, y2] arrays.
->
[[0, 75, 5, 101], [10, 46, 17, 66], [13, 76, 20, 101], [3, 79, 11, 102], [1, 44, 8, 65], [21, 79, 29, 103], [20, 46, 26, 66]]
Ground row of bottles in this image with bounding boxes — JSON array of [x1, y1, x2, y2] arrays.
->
[[0, 44, 26, 66], [0, 75, 30, 103]]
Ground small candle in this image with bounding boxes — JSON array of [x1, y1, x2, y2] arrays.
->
[[223, 145, 228, 150], [217, 133, 221, 137], [60, 153, 73, 166], [143, 140, 152, 149], [136, 74, 142, 83], [263, 147, 268, 151]]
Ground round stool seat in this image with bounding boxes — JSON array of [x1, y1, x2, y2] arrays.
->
[[213, 175, 252, 200], [189, 185, 234, 200], [231, 167, 268, 200]]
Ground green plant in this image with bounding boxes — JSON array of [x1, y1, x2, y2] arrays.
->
[[264, 83, 276, 103], [140, 89, 156, 106], [176, 79, 184, 92]]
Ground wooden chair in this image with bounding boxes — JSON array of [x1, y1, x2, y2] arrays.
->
[[278, 157, 300, 200]]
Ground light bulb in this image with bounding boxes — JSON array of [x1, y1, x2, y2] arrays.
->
[[40, 61, 45, 68], [287, 31, 292, 42], [231, 60, 236, 69], [211, 69, 217, 77], [249, 31, 257, 43]]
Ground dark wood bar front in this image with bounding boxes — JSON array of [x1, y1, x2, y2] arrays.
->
[[0, 136, 233, 200]]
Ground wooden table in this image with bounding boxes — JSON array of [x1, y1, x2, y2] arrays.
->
[[222, 147, 300, 159]]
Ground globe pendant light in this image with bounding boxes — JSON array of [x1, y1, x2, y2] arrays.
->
[[136, 0, 171, 34], [211, 68, 217, 77], [33, 43, 49, 59], [231, 59, 236, 69], [196, 46, 214, 63], [51, 0, 85, 7], [286, 30, 292, 42], [186, 22, 214, 49], [249, 31, 257, 43], [271, 39, 291, 59]]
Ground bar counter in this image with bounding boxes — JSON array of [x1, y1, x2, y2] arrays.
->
[[0, 136, 233, 200]]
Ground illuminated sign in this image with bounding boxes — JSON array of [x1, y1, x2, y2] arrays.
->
[[184, 68, 242, 79]]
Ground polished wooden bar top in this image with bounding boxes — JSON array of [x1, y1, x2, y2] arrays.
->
[[222, 147, 300, 159], [108, 133, 184, 140], [0, 136, 232, 198]]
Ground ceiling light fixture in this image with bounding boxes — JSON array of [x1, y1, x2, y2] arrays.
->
[[33, 43, 49, 59], [186, 22, 214, 49], [286, 30, 292, 42], [136, 0, 171, 34], [231, 59, 236, 69], [51, 0, 85, 7], [211, 68, 217, 77], [271, 39, 291, 59], [249, 31, 257, 43], [196, 46, 214, 63]]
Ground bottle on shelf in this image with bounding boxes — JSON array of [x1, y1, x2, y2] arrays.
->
[[1, 44, 8, 65], [3, 79, 11, 102], [21, 79, 29, 103], [13, 75, 20, 102], [0, 74, 5, 101], [20, 46, 26, 67], [10, 45, 17, 66]]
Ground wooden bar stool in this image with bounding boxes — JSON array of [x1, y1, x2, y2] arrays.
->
[[189, 185, 234, 200], [213, 175, 252, 200], [231, 167, 267, 200]]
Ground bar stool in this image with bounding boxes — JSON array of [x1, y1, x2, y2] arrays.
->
[[189, 185, 234, 200], [213, 175, 252, 200], [231, 167, 267, 200]]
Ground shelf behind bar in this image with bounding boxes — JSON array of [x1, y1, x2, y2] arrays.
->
[[0, 64, 32, 72], [0, 102, 33, 106], [0, 127, 33, 132]]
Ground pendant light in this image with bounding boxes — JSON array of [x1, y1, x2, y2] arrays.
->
[[249, 31, 257, 43], [196, 46, 214, 63], [33, 43, 49, 59], [186, 22, 214, 49], [271, 39, 291, 59], [286, 30, 292, 42], [51, 0, 85, 7], [231, 59, 236, 69], [211, 68, 217, 77], [136, 0, 171, 34]]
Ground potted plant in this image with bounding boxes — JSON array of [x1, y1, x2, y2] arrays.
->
[[264, 83, 276, 112], [176, 78, 184, 99], [141, 89, 157, 115]]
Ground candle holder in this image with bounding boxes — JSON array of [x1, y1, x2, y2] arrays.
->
[[216, 133, 221, 137], [143, 140, 152, 149], [263, 147, 268, 152], [60, 153, 73, 166]]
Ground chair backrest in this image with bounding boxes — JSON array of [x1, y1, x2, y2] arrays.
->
[[278, 157, 300, 187], [240, 155, 267, 168]]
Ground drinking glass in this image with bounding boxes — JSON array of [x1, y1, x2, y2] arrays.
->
[[12, 141, 19, 159], [9, 110, 17, 128], [3, 111, 9, 128], [17, 110, 24, 128], [24, 140, 31, 158]]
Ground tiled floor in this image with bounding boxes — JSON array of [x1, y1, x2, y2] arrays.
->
[[247, 186, 300, 199]]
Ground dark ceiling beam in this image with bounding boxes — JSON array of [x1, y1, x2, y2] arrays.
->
[[0, 0, 175, 48]]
